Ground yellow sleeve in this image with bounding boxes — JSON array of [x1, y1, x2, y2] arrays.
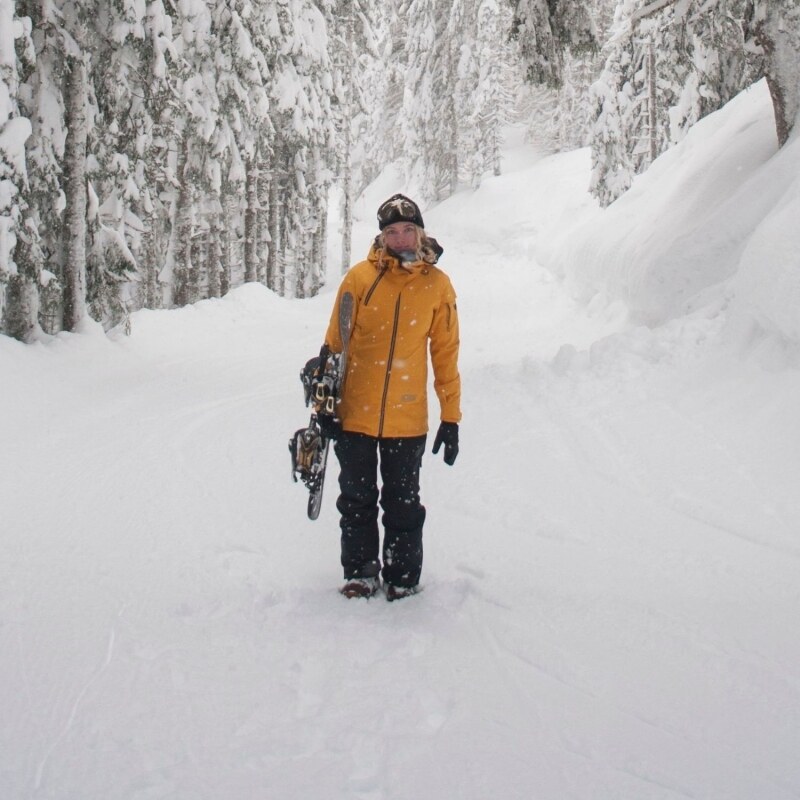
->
[[429, 280, 461, 423]]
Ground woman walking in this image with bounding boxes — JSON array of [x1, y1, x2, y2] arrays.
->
[[317, 194, 461, 600]]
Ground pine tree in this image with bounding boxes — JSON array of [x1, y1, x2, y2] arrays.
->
[[86, 0, 155, 330], [212, 0, 272, 289], [517, 0, 609, 160], [589, 0, 761, 205], [468, 0, 515, 187], [361, 6, 402, 185], [0, 0, 40, 341], [510, 0, 597, 89], [265, 0, 336, 298], [401, 0, 455, 203], [329, 0, 381, 272], [62, 53, 89, 332], [588, 7, 637, 207], [10, 0, 67, 335], [158, 0, 207, 307], [138, 1, 176, 310]]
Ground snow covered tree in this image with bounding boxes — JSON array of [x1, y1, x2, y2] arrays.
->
[[510, 0, 597, 89], [466, 0, 516, 187], [212, 0, 272, 288], [361, 8, 403, 181], [70, 0, 173, 329], [399, 0, 445, 202], [337, 5, 356, 272], [588, 8, 637, 206], [0, 0, 38, 341], [137, 1, 177, 310], [660, 1, 759, 145], [520, 0, 612, 156], [400, 0, 503, 202], [589, 0, 762, 205], [588, 0, 800, 206], [9, 0, 67, 336], [12, 0, 165, 332], [747, 0, 800, 146], [264, 0, 336, 298], [662, 0, 800, 148], [328, 0, 382, 272], [61, 52, 89, 332], [86, 1, 165, 329], [165, 0, 215, 307]]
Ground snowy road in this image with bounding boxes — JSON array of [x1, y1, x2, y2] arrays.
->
[[3, 277, 799, 800]]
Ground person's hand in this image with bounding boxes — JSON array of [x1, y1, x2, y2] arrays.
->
[[317, 413, 341, 441], [432, 422, 459, 465]]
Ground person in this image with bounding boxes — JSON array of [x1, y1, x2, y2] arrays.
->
[[316, 193, 461, 601]]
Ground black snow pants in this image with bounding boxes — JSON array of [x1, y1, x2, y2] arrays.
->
[[334, 431, 427, 588]]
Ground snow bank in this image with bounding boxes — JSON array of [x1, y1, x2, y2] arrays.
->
[[547, 80, 800, 340], [728, 131, 800, 345]]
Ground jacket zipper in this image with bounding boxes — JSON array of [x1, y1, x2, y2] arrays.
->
[[364, 268, 387, 306], [377, 292, 402, 438]]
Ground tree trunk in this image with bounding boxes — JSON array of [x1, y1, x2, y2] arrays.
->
[[6, 205, 46, 340], [258, 153, 270, 284], [309, 184, 325, 296], [244, 159, 258, 283], [62, 56, 88, 331], [448, 93, 459, 197], [754, 6, 800, 147], [3, 273, 40, 341], [341, 7, 354, 274], [189, 229, 202, 302], [341, 125, 353, 274], [267, 170, 282, 294], [282, 196, 295, 298], [220, 191, 234, 296], [208, 211, 221, 298], [647, 38, 658, 163], [318, 190, 328, 287], [139, 210, 162, 309], [173, 136, 193, 307]]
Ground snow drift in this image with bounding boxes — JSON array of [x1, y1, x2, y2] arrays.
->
[[547, 79, 800, 347]]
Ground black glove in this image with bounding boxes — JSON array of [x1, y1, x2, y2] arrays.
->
[[317, 413, 341, 441], [432, 422, 459, 466]]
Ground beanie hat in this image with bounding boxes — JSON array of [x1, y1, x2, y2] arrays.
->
[[377, 194, 425, 230]]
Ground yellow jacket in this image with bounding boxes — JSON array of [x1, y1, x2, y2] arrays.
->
[[324, 242, 461, 438]]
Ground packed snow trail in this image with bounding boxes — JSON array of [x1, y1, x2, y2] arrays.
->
[[3, 280, 799, 800]]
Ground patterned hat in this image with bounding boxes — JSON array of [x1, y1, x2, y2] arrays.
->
[[377, 194, 425, 230]]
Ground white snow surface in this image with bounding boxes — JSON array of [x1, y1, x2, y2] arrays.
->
[[3, 81, 800, 799]]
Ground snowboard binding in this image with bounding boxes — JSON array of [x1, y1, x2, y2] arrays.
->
[[289, 352, 344, 519], [289, 291, 354, 520], [301, 353, 342, 415], [290, 418, 327, 494]]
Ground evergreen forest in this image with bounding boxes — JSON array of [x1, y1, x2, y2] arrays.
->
[[0, 0, 797, 342]]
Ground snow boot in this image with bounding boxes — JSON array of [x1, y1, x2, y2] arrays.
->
[[340, 577, 381, 599], [385, 584, 420, 602]]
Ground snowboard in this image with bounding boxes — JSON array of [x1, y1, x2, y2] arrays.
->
[[289, 291, 354, 519]]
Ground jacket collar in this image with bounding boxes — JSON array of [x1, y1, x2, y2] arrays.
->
[[367, 236, 444, 274]]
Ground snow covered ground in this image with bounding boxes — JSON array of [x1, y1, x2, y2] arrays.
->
[[2, 80, 800, 799]]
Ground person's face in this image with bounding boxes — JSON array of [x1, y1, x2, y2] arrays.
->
[[383, 222, 417, 253]]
